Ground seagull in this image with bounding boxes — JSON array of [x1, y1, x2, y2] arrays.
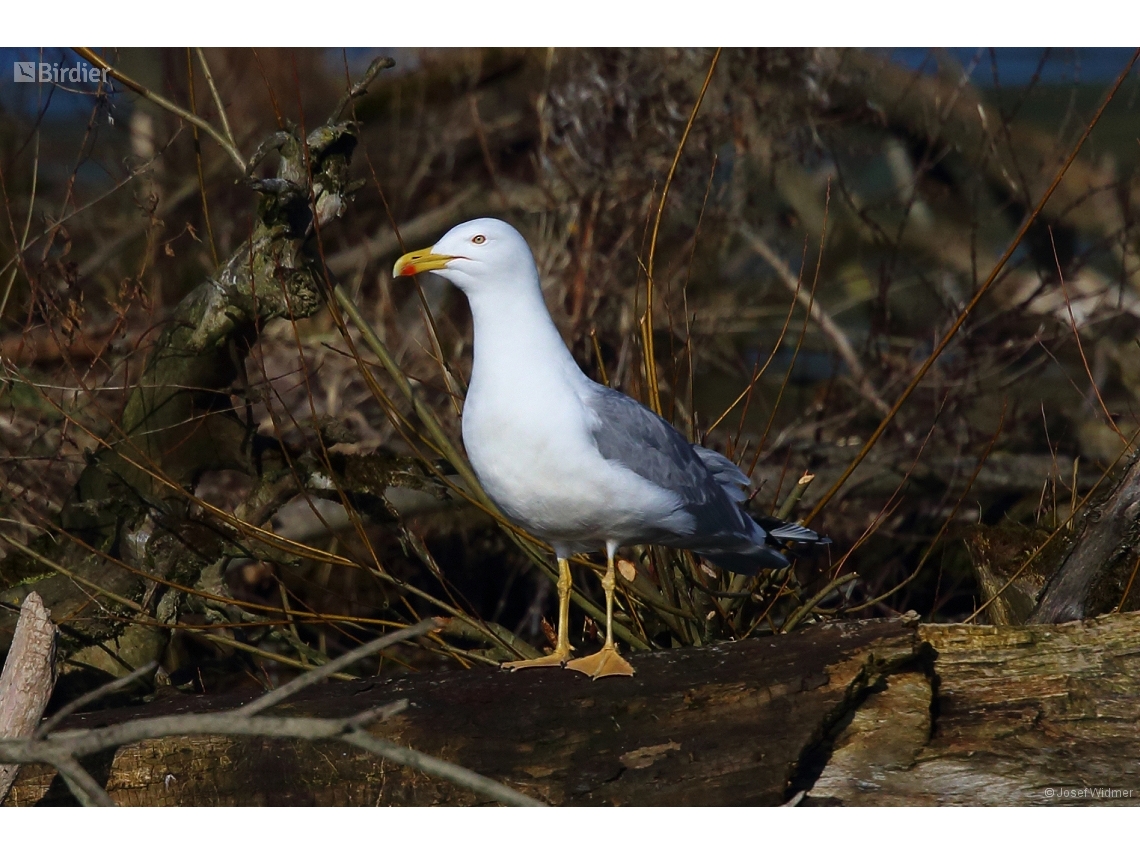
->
[[393, 218, 827, 678]]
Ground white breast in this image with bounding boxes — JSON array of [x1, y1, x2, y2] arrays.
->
[[461, 353, 686, 549], [457, 272, 690, 550]]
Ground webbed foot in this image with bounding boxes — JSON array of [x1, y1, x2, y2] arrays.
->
[[565, 644, 635, 679], [502, 645, 571, 671]]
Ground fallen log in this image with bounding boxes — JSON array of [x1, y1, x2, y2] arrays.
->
[[5, 610, 1140, 806], [1031, 451, 1140, 623], [812, 615, 1140, 805]]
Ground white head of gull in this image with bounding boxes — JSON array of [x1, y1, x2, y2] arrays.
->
[[394, 218, 826, 678]]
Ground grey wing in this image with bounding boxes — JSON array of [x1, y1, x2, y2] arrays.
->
[[692, 445, 752, 503], [584, 383, 822, 572], [584, 384, 748, 530]]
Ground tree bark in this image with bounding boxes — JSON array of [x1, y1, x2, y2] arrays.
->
[[5, 611, 1140, 806], [0, 594, 56, 801], [1030, 452, 1140, 623], [0, 109, 371, 677], [812, 614, 1140, 804]]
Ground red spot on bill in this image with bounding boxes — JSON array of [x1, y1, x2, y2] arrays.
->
[[401, 264, 417, 277]]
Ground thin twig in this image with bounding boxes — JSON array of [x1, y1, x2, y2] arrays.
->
[[192, 47, 239, 153], [641, 47, 721, 415], [53, 756, 114, 807], [840, 400, 1007, 616], [967, 424, 1140, 624], [703, 250, 802, 442], [71, 47, 246, 172], [329, 56, 395, 122], [1051, 226, 1126, 442], [0, 121, 38, 321], [35, 662, 157, 739], [1114, 552, 1140, 613], [804, 48, 1140, 526], [0, 145, 176, 285], [781, 573, 859, 634], [740, 224, 890, 417], [341, 730, 542, 806], [750, 189, 831, 472], [185, 49, 219, 266], [1, 534, 145, 614], [1, 705, 540, 806], [236, 619, 441, 717]]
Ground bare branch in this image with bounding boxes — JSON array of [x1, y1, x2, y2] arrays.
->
[[236, 618, 442, 717], [740, 225, 890, 417], [54, 756, 114, 807], [0, 702, 540, 807], [0, 617, 534, 806], [192, 48, 239, 153], [35, 662, 157, 739], [71, 47, 247, 172], [341, 729, 543, 807], [804, 48, 1140, 525], [329, 55, 396, 123]]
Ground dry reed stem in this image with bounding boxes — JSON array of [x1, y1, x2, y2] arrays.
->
[[740, 224, 890, 417], [804, 48, 1140, 526], [842, 401, 1007, 616], [641, 47, 721, 416], [72, 48, 247, 172], [966, 423, 1140, 624]]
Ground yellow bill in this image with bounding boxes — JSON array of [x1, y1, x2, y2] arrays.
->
[[393, 248, 453, 278]]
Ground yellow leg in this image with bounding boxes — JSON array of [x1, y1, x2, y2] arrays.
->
[[565, 553, 635, 679], [503, 557, 573, 670]]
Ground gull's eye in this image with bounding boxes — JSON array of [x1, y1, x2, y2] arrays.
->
[[472, 235, 486, 245]]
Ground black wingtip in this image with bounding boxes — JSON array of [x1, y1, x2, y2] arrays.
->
[[758, 517, 828, 544]]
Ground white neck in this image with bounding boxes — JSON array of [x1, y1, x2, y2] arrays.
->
[[464, 283, 586, 396]]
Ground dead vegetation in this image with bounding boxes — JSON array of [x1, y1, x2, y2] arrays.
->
[[2, 47, 1140, 803]]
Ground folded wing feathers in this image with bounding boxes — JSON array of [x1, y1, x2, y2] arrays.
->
[[691, 448, 831, 548], [691, 445, 751, 503], [587, 384, 828, 566]]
